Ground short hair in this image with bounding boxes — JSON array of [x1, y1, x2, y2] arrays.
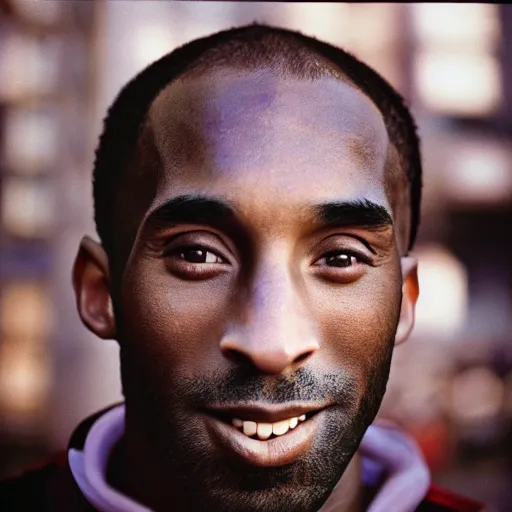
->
[[93, 23, 422, 259]]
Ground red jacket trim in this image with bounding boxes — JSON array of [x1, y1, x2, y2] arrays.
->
[[424, 483, 486, 511]]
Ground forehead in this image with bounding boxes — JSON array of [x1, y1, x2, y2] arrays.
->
[[139, 69, 390, 232]]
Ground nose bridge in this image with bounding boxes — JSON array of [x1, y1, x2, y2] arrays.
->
[[220, 251, 319, 374], [251, 260, 298, 335]]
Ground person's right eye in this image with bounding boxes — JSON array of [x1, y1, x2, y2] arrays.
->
[[172, 246, 225, 264], [163, 244, 230, 280]]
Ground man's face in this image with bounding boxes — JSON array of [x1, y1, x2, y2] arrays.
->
[[112, 69, 406, 511]]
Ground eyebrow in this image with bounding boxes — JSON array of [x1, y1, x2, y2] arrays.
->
[[144, 194, 392, 237], [313, 198, 393, 230], [145, 194, 238, 231]]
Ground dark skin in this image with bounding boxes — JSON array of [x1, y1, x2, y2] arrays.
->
[[73, 69, 419, 512]]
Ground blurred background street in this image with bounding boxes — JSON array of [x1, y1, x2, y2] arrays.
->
[[1, 2, 511, 510]]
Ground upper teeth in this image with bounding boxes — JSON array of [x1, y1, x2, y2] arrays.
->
[[232, 414, 307, 440]]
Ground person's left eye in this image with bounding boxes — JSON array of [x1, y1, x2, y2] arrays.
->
[[316, 252, 356, 268], [314, 250, 368, 268]]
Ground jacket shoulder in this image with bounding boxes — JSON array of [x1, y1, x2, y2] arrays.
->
[[417, 483, 487, 512], [0, 453, 94, 511]]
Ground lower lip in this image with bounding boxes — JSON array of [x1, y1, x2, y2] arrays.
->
[[203, 411, 326, 467]]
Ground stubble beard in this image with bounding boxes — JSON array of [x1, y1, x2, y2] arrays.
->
[[120, 341, 394, 512]]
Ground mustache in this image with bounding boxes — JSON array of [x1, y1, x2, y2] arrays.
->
[[175, 367, 359, 407]]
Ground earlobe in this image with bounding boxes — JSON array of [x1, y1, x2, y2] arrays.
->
[[395, 256, 419, 345], [73, 236, 116, 339]]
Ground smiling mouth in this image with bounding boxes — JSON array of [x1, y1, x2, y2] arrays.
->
[[210, 410, 318, 440], [201, 404, 329, 467]]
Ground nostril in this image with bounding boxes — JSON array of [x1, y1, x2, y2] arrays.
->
[[293, 351, 314, 364], [222, 348, 253, 366]]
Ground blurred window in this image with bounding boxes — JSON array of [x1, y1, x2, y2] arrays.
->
[[0, 280, 52, 424], [411, 4, 502, 116], [413, 244, 468, 337], [1, 177, 54, 239], [3, 108, 59, 175], [0, 32, 61, 102]]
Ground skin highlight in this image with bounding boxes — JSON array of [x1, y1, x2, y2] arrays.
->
[[73, 68, 419, 512]]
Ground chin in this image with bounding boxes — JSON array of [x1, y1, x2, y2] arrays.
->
[[150, 406, 359, 512], [202, 484, 333, 512], [173, 450, 346, 512]]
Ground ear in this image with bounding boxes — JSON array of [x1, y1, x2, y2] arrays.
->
[[394, 255, 419, 345], [73, 236, 116, 339]]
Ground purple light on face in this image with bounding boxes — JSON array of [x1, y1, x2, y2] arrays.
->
[[201, 85, 279, 174], [250, 91, 274, 109]]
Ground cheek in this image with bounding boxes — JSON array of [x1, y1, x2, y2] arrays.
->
[[119, 260, 234, 376], [311, 269, 401, 386]]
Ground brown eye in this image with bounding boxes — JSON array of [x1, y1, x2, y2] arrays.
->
[[177, 247, 223, 264], [315, 251, 360, 268], [325, 253, 355, 267]]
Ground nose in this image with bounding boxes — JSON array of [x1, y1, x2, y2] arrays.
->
[[220, 263, 319, 375]]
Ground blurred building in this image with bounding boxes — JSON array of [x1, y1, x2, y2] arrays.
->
[[1, 2, 511, 510]]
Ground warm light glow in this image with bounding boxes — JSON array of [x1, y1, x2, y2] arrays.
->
[[414, 244, 468, 337], [450, 367, 504, 424], [1, 282, 52, 338], [133, 25, 177, 70], [0, 34, 60, 101], [349, 4, 399, 51], [415, 51, 501, 116], [0, 340, 50, 415], [445, 141, 512, 204], [411, 4, 500, 50], [287, 3, 352, 47], [4, 109, 58, 173], [1, 178, 54, 238]]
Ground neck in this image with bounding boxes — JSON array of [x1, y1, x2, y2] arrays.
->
[[108, 422, 364, 512], [318, 455, 363, 512], [106, 423, 173, 511]]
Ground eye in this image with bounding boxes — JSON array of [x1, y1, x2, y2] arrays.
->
[[314, 250, 361, 268], [174, 246, 225, 264]]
